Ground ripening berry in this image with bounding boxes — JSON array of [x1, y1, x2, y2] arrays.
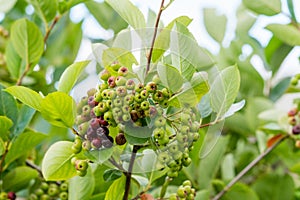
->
[[115, 133, 127, 145], [108, 76, 116, 88], [75, 160, 88, 171], [153, 91, 164, 102], [288, 108, 298, 117], [82, 140, 91, 151], [293, 125, 300, 135], [102, 138, 113, 148], [145, 82, 157, 93], [295, 140, 300, 148], [7, 192, 16, 200], [91, 138, 102, 149], [100, 69, 111, 81], [126, 79, 135, 90], [118, 66, 129, 76]]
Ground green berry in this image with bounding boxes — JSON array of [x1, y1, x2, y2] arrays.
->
[[135, 83, 144, 93], [153, 128, 165, 139], [154, 116, 166, 127], [160, 100, 169, 108], [167, 170, 178, 178], [140, 90, 149, 99], [187, 193, 195, 200], [29, 194, 38, 200], [112, 107, 122, 117], [41, 182, 49, 191], [161, 88, 170, 98], [113, 98, 123, 107], [134, 93, 143, 103], [158, 134, 170, 146], [115, 76, 127, 86], [104, 111, 113, 122], [122, 113, 131, 122], [35, 188, 44, 196], [48, 187, 59, 197], [291, 77, 299, 86], [183, 180, 192, 187], [153, 91, 165, 102], [152, 74, 161, 84], [141, 101, 150, 110], [124, 94, 134, 104], [0, 192, 7, 200], [40, 194, 50, 200], [76, 160, 88, 171], [59, 192, 68, 200], [182, 157, 192, 167], [77, 169, 87, 177], [82, 140, 91, 151], [177, 186, 186, 198], [116, 86, 127, 97], [172, 151, 183, 160], [60, 182, 68, 191], [100, 69, 111, 81], [168, 144, 179, 154], [125, 79, 135, 90], [72, 138, 82, 154], [169, 193, 178, 200], [158, 152, 170, 163]]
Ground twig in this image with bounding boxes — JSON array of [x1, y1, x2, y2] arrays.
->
[[145, 0, 165, 75], [44, 15, 60, 43], [123, 145, 140, 200], [16, 63, 31, 86], [212, 134, 289, 200], [26, 160, 43, 177], [0, 142, 10, 175], [109, 157, 126, 172]]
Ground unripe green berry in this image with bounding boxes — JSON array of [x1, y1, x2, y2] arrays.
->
[[172, 151, 183, 160], [60, 182, 68, 191], [154, 116, 166, 127], [187, 193, 195, 200], [113, 98, 123, 107], [140, 90, 149, 99], [115, 76, 127, 86], [76, 160, 88, 171], [167, 170, 178, 178], [41, 182, 49, 191], [182, 157, 192, 167], [158, 152, 170, 163], [87, 88, 97, 97], [135, 83, 144, 93], [48, 187, 59, 197], [169, 193, 177, 200], [183, 180, 192, 187], [59, 192, 68, 200], [40, 194, 50, 200], [104, 111, 113, 122], [124, 94, 134, 104], [122, 113, 131, 122], [184, 185, 192, 194], [72, 138, 82, 154], [291, 77, 299, 86], [168, 144, 179, 154], [116, 86, 127, 97], [35, 188, 44, 196], [100, 69, 111, 81], [77, 169, 87, 177], [153, 128, 165, 139], [152, 74, 161, 84], [125, 79, 135, 90], [134, 93, 143, 103], [158, 134, 169, 146], [145, 82, 157, 93], [153, 91, 165, 102], [141, 101, 150, 110], [161, 88, 170, 98], [29, 194, 38, 200], [177, 186, 186, 198]]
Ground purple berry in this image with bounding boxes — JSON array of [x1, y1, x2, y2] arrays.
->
[[293, 125, 300, 135]]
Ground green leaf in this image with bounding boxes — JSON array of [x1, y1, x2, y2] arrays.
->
[[198, 136, 229, 189], [221, 153, 235, 181], [85, 1, 128, 34], [102, 47, 138, 71], [40, 91, 76, 128], [0, 0, 17, 13], [13, 105, 35, 136], [29, 0, 57, 23], [169, 72, 209, 107], [0, 138, 5, 156], [113, 29, 132, 50], [10, 18, 44, 65], [210, 65, 240, 118], [3, 166, 39, 192], [170, 22, 214, 76], [124, 133, 149, 145], [103, 169, 122, 181], [195, 190, 210, 200], [85, 148, 114, 164], [152, 16, 192, 62], [242, 0, 281, 16], [287, 0, 297, 23], [0, 116, 13, 138], [105, 0, 145, 30], [203, 8, 227, 43], [5, 131, 47, 167], [264, 36, 293, 75], [266, 24, 300, 46], [270, 77, 291, 102], [58, 61, 90, 94], [252, 173, 294, 200], [157, 64, 183, 93], [69, 167, 95, 200], [0, 85, 18, 126], [104, 175, 126, 200], [42, 141, 79, 181], [236, 6, 256, 38], [4, 86, 43, 111], [222, 183, 259, 200], [5, 41, 24, 79]]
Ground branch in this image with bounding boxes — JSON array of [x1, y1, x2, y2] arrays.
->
[[0, 142, 10, 175], [44, 15, 60, 43], [145, 0, 165, 75], [16, 63, 31, 86], [123, 145, 140, 200], [26, 160, 43, 177], [212, 134, 289, 200]]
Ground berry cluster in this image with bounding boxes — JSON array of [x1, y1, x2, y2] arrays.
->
[[288, 108, 300, 135], [168, 180, 196, 200], [29, 181, 68, 200], [0, 192, 16, 200]]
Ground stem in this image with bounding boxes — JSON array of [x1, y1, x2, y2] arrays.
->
[[0, 142, 10, 175], [26, 160, 43, 177], [145, 0, 165, 75], [123, 145, 139, 200], [159, 176, 172, 199], [212, 135, 289, 200], [44, 15, 60, 43], [16, 63, 31, 86]]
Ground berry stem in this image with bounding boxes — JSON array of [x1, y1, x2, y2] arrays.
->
[[145, 0, 165, 75], [159, 176, 172, 199], [123, 145, 140, 200], [212, 134, 289, 200]]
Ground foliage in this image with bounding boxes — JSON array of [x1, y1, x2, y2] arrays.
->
[[0, 0, 299, 200]]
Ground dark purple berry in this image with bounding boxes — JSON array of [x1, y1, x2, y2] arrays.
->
[[293, 125, 300, 135], [96, 126, 109, 138], [102, 138, 113, 148], [91, 138, 102, 149], [7, 192, 16, 200], [115, 133, 126, 145]]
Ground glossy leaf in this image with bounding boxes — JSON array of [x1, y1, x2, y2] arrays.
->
[[85, 148, 114, 164], [40, 92, 76, 128], [0, 116, 13, 138], [203, 8, 227, 43], [157, 64, 183, 93], [252, 173, 294, 200], [29, 0, 57, 23], [243, 0, 281, 16], [170, 22, 214, 76], [210, 65, 240, 118], [105, 0, 145, 30], [269, 77, 291, 102], [5, 41, 24, 79], [5, 131, 47, 166], [42, 141, 79, 181], [152, 16, 192, 62], [266, 24, 300, 46], [102, 47, 138, 71], [169, 72, 209, 107], [224, 99, 246, 118], [10, 18, 44, 65], [265, 36, 293, 75], [92, 43, 109, 66], [223, 183, 259, 200], [12, 105, 35, 136], [104, 176, 126, 200], [5, 86, 43, 111], [58, 61, 90, 94], [85, 1, 128, 33], [103, 169, 123, 181], [3, 166, 39, 192], [0, 0, 17, 13], [287, 0, 297, 23], [0, 85, 18, 125], [69, 167, 95, 200]]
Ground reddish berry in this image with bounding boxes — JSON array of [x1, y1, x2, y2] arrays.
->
[[293, 125, 300, 135]]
